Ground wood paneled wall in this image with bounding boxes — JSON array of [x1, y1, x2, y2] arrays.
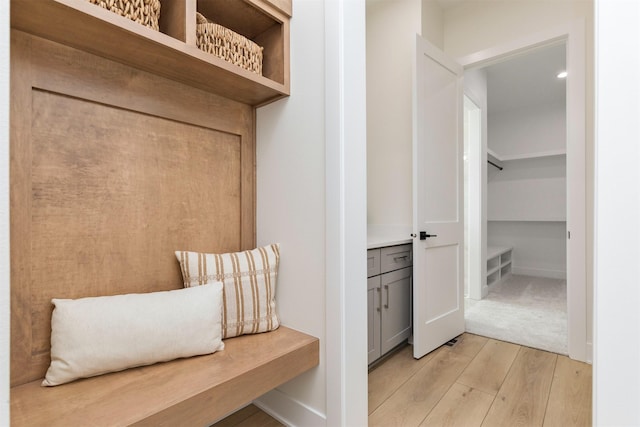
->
[[10, 30, 256, 386]]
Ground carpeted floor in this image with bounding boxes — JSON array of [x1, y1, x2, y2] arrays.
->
[[465, 274, 567, 354]]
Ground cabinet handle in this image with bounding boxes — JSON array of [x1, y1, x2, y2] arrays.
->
[[393, 255, 408, 261], [377, 287, 381, 312], [384, 285, 389, 309]]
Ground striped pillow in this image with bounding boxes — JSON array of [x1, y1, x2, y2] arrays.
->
[[175, 244, 280, 339]]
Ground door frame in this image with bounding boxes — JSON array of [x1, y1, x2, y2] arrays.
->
[[463, 93, 485, 301], [458, 20, 589, 362]]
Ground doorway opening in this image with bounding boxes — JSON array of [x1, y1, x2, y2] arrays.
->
[[463, 42, 570, 355]]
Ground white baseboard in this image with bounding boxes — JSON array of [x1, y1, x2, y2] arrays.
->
[[512, 266, 567, 280], [254, 388, 326, 427]]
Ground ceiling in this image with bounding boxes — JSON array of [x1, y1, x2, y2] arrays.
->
[[484, 43, 567, 114], [369, 0, 566, 114]]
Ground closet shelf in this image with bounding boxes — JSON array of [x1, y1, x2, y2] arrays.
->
[[487, 151, 504, 171], [488, 218, 566, 222], [11, 0, 291, 106], [487, 246, 512, 260], [487, 148, 566, 162], [487, 265, 500, 276]]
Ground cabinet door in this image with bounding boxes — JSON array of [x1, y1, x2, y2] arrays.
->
[[381, 267, 412, 355], [367, 276, 381, 364]]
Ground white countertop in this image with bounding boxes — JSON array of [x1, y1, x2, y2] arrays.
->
[[367, 225, 413, 249]]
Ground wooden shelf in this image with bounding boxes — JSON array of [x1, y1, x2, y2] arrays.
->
[[11, 0, 291, 106]]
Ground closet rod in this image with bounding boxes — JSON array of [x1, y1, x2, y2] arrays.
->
[[488, 160, 503, 171]]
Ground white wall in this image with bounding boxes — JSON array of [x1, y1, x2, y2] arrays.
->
[[324, 1, 368, 424], [256, 0, 368, 425], [488, 156, 566, 221], [444, 1, 593, 61], [1, 0, 9, 423], [422, 0, 444, 50], [255, 1, 327, 422], [366, 0, 421, 227], [594, 0, 640, 424], [489, 104, 566, 158]]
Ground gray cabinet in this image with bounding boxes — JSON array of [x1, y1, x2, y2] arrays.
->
[[367, 276, 382, 364], [367, 244, 412, 365]]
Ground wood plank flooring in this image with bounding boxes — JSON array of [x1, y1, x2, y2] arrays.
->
[[370, 334, 592, 427], [212, 405, 283, 427], [213, 333, 592, 426]]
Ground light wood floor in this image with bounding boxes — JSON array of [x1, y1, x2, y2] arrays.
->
[[213, 333, 592, 427], [211, 404, 284, 427], [369, 334, 592, 427]]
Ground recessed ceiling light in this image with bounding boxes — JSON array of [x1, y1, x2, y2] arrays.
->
[[557, 71, 568, 79]]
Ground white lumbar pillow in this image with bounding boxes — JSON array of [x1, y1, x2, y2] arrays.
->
[[43, 282, 225, 386]]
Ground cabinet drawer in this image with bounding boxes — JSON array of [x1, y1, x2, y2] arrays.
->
[[367, 249, 381, 278], [381, 244, 412, 273]]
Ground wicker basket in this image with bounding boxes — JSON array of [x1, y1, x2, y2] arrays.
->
[[88, 0, 161, 31], [196, 12, 263, 75]]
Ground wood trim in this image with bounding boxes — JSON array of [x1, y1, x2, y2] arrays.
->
[[28, 35, 252, 136], [9, 30, 34, 388], [158, 0, 188, 42], [258, 0, 292, 17]]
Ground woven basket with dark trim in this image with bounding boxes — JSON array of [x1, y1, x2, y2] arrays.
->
[[88, 0, 161, 31]]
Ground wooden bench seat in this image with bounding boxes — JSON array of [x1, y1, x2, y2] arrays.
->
[[11, 326, 319, 427]]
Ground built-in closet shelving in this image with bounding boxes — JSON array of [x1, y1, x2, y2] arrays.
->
[[486, 246, 512, 287], [11, 0, 291, 106], [487, 149, 567, 280], [488, 148, 566, 162]]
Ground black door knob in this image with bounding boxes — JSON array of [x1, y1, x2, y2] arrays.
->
[[419, 231, 437, 240]]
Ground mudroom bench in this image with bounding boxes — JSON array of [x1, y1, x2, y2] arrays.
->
[[11, 326, 319, 426], [9, 0, 310, 425]]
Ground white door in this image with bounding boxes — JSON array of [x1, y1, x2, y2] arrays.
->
[[412, 35, 465, 359]]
